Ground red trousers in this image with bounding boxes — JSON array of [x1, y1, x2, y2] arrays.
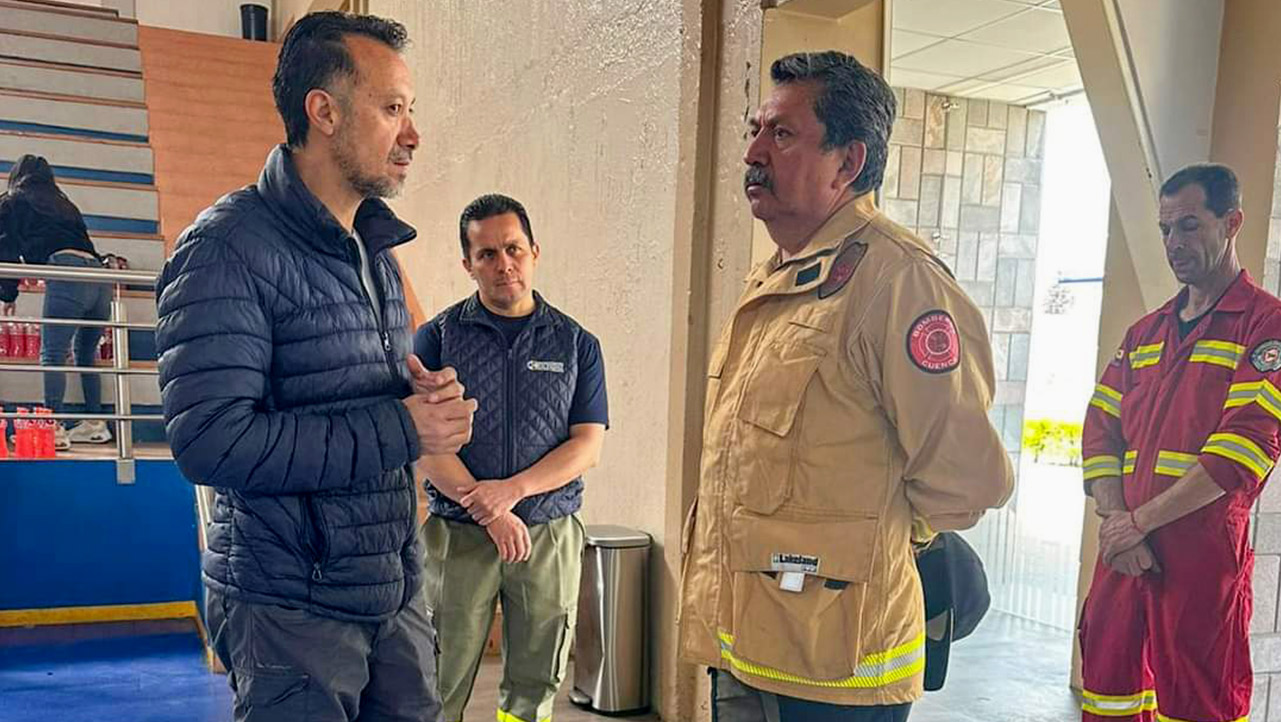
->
[[1079, 510, 1254, 722]]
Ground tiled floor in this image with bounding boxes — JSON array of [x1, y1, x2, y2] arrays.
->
[[0, 613, 1079, 722], [911, 613, 1080, 722], [464, 612, 1080, 722]]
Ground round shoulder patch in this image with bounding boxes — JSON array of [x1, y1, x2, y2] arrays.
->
[[907, 310, 961, 374], [1252, 339, 1281, 373]]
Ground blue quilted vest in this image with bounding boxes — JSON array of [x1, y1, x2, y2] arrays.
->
[[427, 291, 584, 525]]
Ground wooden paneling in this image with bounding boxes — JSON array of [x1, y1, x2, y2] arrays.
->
[[136, 26, 280, 254]]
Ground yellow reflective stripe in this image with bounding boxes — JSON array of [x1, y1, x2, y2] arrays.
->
[[1081, 688, 1157, 717], [496, 710, 548, 722], [1203, 432, 1274, 480], [1154, 450, 1198, 477], [1083, 455, 1122, 480], [717, 632, 925, 689], [1129, 342, 1164, 370], [1155, 713, 1247, 722], [1190, 340, 1246, 369], [1090, 384, 1123, 418], [1224, 380, 1281, 423], [1123, 449, 1138, 475], [1224, 381, 1263, 409]]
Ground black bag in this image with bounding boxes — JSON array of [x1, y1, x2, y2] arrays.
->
[[915, 531, 991, 691]]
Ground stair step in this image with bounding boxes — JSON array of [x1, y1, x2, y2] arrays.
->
[[83, 215, 158, 235], [0, 0, 137, 46], [5, 0, 121, 19], [90, 234, 164, 273], [0, 128, 153, 183], [60, 178, 158, 222], [0, 58, 142, 103], [0, 28, 141, 74], [0, 85, 143, 109]]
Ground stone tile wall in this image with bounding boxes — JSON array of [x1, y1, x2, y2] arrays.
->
[[1252, 125, 1281, 716], [884, 88, 1046, 469]]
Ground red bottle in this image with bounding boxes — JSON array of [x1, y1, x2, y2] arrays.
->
[[35, 408, 55, 458], [24, 324, 40, 360], [0, 323, 10, 359], [13, 407, 30, 459], [0, 417, 9, 459]]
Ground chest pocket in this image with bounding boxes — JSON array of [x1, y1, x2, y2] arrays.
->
[[734, 339, 826, 514]]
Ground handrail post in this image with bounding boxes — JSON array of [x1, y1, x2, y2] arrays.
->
[[0, 262, 158, 475], [112, 284, 135, 485]]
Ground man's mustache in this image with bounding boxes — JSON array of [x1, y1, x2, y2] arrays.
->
[[745, 167, 772, 192]]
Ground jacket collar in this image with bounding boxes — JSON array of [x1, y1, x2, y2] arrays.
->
[[459, 290, 557, 331], [256, 144, 417, 258], [1156, 269, 1256, 318], [747, 192, 878, 296]]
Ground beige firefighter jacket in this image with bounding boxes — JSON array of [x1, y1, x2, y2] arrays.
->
[[677, 193, 1014, 706]]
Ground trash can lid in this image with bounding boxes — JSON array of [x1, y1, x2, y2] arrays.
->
[[585, 524, 651, 549]]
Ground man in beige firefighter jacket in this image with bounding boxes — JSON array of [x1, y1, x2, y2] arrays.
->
[[678, 50, 1015, 721]]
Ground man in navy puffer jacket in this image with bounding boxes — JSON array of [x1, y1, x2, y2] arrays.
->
[[155, 12, 474, 722]]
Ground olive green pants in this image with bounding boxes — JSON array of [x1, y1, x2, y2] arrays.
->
[[421, 514, 584, 722]]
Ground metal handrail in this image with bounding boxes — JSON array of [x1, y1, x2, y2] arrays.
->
[[0, 262, 157, 285], [0, 261, 160, 483], [4, 315, 155, 330]]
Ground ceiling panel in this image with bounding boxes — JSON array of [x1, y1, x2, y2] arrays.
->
[[1003, 61, 1082, 89], [930, 77, 996, 96], [892, 29, 945, 59], [893, 0, 1024, 38], [976, 55, 1072, 84], [960, 7, 1071, 55], [890, 0, 1078, 106], [888, 68, 968, 91], [895, 38, 1045, 78], [963, 83, 1051, 103]]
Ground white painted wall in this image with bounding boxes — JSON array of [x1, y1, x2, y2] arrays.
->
[[1116, 0, 1224, 177]]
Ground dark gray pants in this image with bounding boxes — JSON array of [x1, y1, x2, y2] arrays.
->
[[207, 587, 443, 722], [711, 670, 912, 722]]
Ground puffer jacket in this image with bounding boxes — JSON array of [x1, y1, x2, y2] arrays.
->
[[155, 145, 423, 622]]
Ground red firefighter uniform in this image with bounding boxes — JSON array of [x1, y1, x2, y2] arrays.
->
[[1080, 270, 1281, 722]]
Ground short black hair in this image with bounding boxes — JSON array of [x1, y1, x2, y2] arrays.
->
[[459, 194, 535, 258], [1160, 163, 1241, 217], [272, 11, 408, 148], [770, 51, 897, 196]]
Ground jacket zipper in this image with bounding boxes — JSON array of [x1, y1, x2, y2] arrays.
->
[[336, 239, 399, 582], [350, 240, 397, 377], [305, 496, 329, 581], [505, 346, 514, 478]]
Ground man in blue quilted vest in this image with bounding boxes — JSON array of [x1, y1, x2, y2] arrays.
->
[[414, 194, 609, 722]]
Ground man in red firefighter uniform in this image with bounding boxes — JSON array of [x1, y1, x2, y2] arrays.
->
[[1080, 163, 1281, 722]]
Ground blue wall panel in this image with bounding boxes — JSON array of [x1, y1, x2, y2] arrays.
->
[[0, 459, 201, 610]]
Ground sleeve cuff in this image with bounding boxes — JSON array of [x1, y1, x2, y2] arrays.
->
[[391, 398, 422, 465]]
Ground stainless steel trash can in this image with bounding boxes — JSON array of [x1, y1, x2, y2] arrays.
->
[[569, 524, 650, 715]]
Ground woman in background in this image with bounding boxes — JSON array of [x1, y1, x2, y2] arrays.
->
[[0, 154, 113, 449]]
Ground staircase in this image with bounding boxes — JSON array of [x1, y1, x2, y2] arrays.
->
[[0, 0, 304, 422], [0, 0, 289, 647]]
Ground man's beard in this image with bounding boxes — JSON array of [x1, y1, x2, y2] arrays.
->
[[334, 129, 403, 199]]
